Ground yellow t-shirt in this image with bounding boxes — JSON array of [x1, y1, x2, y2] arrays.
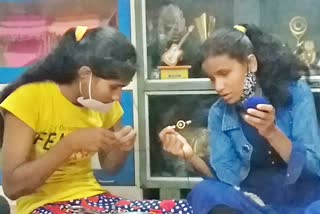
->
[[0, 82, 124, 214]]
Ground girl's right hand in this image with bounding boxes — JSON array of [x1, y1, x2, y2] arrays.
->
[[159, 126, 194, 161], [62, 128, 117, 153]]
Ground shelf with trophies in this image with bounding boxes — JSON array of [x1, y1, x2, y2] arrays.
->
[[145, 0, 231, 81], [133, 0, 320, 195], [259, 0, 320, 85]]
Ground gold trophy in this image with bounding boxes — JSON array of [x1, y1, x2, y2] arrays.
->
[[194, 13, 216, 42], [301, 40, 317, 67], [289, 16, 308, 47]]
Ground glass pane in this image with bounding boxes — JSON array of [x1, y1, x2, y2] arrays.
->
[[260, 0, 320, 75], [142, 1, 320, 212], [148, 93, 219, 177], [146, 0, 234, 79], [313, 92, 320, 125], [0, 0, 118, 68]]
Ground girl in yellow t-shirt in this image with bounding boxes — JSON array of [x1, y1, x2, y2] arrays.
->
[[0, 26, 193, 214]]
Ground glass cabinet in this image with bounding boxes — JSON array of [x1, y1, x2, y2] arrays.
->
[[134, 0, 320, 191]]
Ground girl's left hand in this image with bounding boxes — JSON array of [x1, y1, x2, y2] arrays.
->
[[244, 104, 277, 139]]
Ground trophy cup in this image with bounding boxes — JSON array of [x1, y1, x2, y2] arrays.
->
[[289, 16, 308, 47], [194, 13, 216, 42]]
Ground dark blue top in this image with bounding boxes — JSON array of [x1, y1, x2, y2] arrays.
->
[[238, 113, 320, 211], [238, 111, 285, 169]]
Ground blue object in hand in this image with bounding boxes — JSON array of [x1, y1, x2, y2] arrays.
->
[[243, 96, 269, 110]]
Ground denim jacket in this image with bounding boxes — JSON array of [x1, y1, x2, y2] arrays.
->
[[208, 80, 320, 186]]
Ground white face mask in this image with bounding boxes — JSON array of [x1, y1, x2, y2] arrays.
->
[[77, 73, 114, 113]]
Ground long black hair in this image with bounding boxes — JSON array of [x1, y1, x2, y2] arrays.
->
[[0, 26, 137, 145], [199, 24, 308, 108]]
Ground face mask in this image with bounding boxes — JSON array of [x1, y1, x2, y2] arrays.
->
[[240, 70, 257, 102], [77, 73, 114, 113]]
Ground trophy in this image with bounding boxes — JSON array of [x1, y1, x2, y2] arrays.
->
[[289, 16, 308, 47], [161, 25, 194, 66], [157, 4, 193, 79], [159, 25, 194, 79], [194, 13, 216, 42], [301, 40, 317, 67], [289, 16, 317, 67]]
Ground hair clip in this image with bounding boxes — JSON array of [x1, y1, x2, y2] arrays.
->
[[75, 26, 88, 42], [233, 25, 247, 34]]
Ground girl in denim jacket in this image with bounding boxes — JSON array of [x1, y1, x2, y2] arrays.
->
[[160, 24, 320, 214]]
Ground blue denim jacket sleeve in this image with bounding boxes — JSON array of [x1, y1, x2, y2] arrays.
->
[[208, 101, 243, 186], [285, 81, 320, 184]]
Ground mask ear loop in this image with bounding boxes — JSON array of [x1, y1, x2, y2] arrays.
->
[[79, 82, 83, 96], [88, 73, 93, 99], [247, 54, 258, 73], [79, 72, 93, 99]]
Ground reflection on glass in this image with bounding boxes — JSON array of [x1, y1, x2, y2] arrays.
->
[[194, 12, 216, 43], [146, 0, 234, 79], [313, 92, 320, 125], [148, 94, 218, 177], [147, 93, 320, 179], [260, 0, 320, 75], [0, 0, 117, 68]]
